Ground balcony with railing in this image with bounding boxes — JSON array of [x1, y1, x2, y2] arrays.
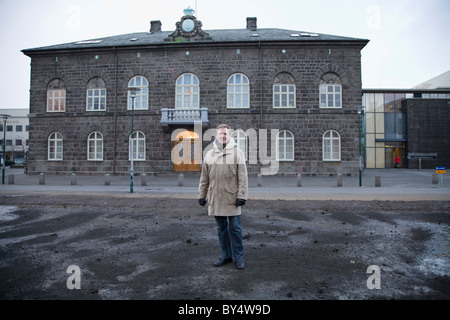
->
[[160, 108, 209, 130]]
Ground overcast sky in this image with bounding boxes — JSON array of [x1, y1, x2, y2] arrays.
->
[[0, 0, 449, 109]]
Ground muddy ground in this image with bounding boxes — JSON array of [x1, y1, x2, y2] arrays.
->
[[0, 194, 449, 301]]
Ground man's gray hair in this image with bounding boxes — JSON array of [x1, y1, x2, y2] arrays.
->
[[216, 124, 231, 130]]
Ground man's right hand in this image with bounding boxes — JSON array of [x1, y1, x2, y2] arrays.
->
[[198, 198, 207, 206]]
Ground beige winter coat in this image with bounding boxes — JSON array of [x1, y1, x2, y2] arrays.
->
[[198, 139, 248, 216]]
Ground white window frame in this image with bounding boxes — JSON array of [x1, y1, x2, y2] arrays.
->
[[48, 132, 63, 160], [129, 131, 146, 161], [87, 131, 103, 161], [276, 130, 294, 161], [128, 76, 149, 110], [47, 89, 66, 112], [87, 88, 106, 111], [322, 130, 341, 161], [273, 84, 296, 108], [176, 73, 199, 109], [232, 129, 248, 161], [227, 73, 250, 109], [320, 84, 342, 108], [319, 73, 342, 109]]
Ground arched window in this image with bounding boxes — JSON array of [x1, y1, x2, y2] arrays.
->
[[320, 73, 342, 109], [48, 132, 63, 160], [87, 77, 106, 111], [323, 130, 341, 161], [176, 73, 199, 108], [227, 73, 249, 108], [129, 131, 146, 161], [277, 130, 294, 161], [232, 129, 248, 160], [47, 79, 66, 112], [273, 73, 296, 108], [87, 131, 103, 161], [128, 76, 149, 110]]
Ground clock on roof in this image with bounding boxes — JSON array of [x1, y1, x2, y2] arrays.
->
[[165, 7, 212, 42], [182, 18, 195, 32]]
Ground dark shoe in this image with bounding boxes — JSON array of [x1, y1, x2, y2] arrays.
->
[[213, 258, 233, 267], [235, 260, 245, 269]]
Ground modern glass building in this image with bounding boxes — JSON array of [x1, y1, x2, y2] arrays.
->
[[362, 89, 450, 169]]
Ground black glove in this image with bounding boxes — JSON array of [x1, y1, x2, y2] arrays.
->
[[198, 198, 207, 206], [235, 198, 246, 206]]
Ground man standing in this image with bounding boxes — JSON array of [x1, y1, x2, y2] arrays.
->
[[198, 124, 248, 269]]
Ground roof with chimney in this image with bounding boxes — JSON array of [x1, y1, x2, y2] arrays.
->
[[22, 15, 369, 55]]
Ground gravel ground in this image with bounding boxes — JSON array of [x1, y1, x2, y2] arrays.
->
[[1, 194, 449, 300]]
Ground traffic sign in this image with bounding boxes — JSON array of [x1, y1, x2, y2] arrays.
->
[[435, 166, 446, 174]]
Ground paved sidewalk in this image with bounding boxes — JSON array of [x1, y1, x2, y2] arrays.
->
[[0, 167, 449, 201]]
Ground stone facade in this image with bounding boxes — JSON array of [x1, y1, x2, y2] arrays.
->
[[23, 15, 368, 176]]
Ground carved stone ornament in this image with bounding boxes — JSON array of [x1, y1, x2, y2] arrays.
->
[[48, 79, 65, 89], [87, 77, 106, 89], [274, 73, 295, 84], [320, 73, 341, 85], [165, 7, 212, 42]]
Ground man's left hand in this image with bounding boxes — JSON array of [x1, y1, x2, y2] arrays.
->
[[235, 198, 246, 206]]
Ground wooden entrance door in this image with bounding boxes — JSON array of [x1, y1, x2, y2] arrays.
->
[[173, 130, 201, 172]]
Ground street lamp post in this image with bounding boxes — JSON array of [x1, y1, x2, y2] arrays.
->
[[1, 114, 10, 185], [128, 87, 140, 193], [357, 108, 362, 187]]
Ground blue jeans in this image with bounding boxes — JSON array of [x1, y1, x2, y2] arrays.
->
[[214, 216, 243, 262]]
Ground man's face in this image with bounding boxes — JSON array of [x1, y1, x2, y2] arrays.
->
[[216, 127, 230, 145]]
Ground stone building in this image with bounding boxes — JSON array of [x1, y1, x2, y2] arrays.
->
[[22, 9, 369, 176]]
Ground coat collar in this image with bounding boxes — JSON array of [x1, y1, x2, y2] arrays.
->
[[213, 138, 236, 154]]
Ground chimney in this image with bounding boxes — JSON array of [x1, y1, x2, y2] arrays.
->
[[246, 17, 257, 31], [150, 20, 162, 33]]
